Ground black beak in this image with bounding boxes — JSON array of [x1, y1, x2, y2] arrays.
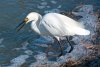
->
[[16, 21, 25, 32]]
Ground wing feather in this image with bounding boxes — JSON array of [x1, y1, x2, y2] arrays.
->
[[40, 13, 90, 36]]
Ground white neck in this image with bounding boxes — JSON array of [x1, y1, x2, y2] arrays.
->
[[31, 14, 42, 34]]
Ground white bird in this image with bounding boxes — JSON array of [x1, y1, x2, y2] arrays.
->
[[16, 12, 90, 56]]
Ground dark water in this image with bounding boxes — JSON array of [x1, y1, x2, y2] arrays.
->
[[0, 0, 100, 66]]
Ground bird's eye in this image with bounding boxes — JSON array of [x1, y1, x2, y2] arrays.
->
[[24, 18, 29, 22]]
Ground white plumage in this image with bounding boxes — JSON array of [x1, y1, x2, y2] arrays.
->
[[26, 12, 90, 37]]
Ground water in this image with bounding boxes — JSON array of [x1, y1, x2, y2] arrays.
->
[[0, 0, 99, 67]]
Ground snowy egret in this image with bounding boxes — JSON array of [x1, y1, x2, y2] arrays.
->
[[16, 12, 90, 56]]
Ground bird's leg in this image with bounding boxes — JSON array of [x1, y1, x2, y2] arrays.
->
[[57, 40, 63, 57], [66, 36, 73, 53], [53, 37, 63, 57]]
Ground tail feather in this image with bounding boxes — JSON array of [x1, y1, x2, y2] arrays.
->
[[73, 27, 90, 35]]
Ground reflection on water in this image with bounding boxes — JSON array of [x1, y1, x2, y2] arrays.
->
[[0, 0, 99, 66]]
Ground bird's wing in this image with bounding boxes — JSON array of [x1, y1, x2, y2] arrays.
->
[[41, 13, 90, 36], [40, 15, 66, 36]]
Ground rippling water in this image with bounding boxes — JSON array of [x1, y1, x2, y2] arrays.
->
[[0, 0, 99, 66]]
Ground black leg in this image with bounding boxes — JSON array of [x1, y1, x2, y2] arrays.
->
[[53, 37, 63, 57], [57, 40, 63, 57], [66, 36, 73, 53]]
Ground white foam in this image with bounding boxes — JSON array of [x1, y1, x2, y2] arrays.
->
[[24, 50, 33, 55], [44, 9, 60, 14], [57, 5, 62, 8], [29, 52, 48, 67], [51, 1, 57, 4], [37, 2, 47, 9], [37, 5, 45, 9], [34, 44, 48, 47], [0, 38, 5, 48], [6, 55, 29, 67], [21, 41, 29, 50], [40, 2, 47, 6], [13, 41, 29, 50], [0, 38, 4, 44]]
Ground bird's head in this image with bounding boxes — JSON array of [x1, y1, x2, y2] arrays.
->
[[16, 12, 39, 32]]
